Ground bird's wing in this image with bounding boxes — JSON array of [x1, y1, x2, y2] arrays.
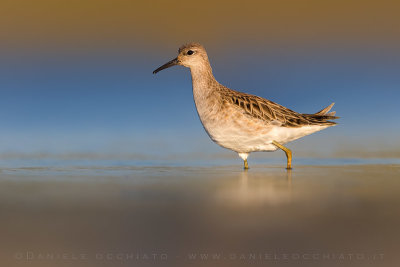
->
[[220, 88, 338, 127]]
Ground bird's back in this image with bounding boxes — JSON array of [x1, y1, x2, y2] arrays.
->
[[217, 85, 338, 128]]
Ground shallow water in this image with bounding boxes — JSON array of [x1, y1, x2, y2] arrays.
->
[[0, 162, 399, 267]]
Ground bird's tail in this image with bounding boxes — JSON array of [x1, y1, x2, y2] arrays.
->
[[314, 102, 337, 116], [302, 102, 339, 125]]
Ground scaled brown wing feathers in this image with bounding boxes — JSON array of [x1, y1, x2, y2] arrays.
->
[[220, 88, 338, 127]]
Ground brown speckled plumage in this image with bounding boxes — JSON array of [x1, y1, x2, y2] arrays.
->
[[177, 43, 338, 128], [218, 86, 338, 127]]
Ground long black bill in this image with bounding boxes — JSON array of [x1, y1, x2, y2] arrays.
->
[[152, 58, 179, 74]]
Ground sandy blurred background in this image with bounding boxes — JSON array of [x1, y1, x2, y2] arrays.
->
[[0, 0, 399, 162]]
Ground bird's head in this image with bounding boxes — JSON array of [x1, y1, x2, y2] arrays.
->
[[153, 43, 210, 74]]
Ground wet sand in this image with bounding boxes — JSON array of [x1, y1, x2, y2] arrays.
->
[[0, 164, 399, 267]]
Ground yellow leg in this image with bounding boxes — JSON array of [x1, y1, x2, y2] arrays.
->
[[272, 140, 292, 169], [244, 159, 249, 170]]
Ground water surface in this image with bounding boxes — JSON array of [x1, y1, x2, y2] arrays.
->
[[0, 162, 399, 267]]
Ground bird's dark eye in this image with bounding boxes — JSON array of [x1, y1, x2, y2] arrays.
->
[[187, 50, 194, 55]]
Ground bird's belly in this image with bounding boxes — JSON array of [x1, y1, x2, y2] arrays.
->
[[198, 109, 278, 152], [199, 111, 328, 153], [206, 124, 278, 152]]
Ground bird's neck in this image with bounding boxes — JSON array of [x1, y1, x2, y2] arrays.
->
[[190, 62, 221, 123], [190, 62, 218, 99]]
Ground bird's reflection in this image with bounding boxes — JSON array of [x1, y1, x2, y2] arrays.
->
[[217, 168, 293, 206], [287, 168, 292, 186]]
